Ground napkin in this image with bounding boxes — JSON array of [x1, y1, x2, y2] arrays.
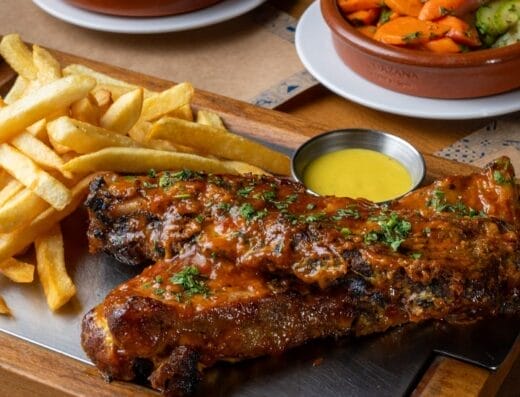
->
[[436, 112, 520, 172]]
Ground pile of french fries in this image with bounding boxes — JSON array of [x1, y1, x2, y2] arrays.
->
[[0, 33, 289, 314]]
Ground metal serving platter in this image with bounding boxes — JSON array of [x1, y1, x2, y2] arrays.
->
[[0, 208, 518, 396]]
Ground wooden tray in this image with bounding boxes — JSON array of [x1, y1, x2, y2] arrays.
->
[[0, 48, 517, 397]]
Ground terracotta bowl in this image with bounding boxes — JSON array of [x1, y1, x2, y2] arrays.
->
[[320, 0, 520, 99], [65, 0, 225, 17]]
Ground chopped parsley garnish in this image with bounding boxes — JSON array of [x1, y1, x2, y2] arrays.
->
[[439, 6, 451, 16], [154, 275, 163, 283], [423, 227, 431, 235], [403, 31, 421, 43], [147, 169, 157, 178], [237, 186, 254, 197], [410, 252, 422, 259], [306, 203, 316, 210], [240, 203, 256, 220], [142, 181, 158, 189], [427, 189, 484, 217], [195, 214, 205, 223], [239, 203, 267, 222], [332, 207, 360, 221], [341, 227, 351, 237], [170, 266, 210, 297], [262, 190, 277, 201], [159, 169, 199, 189], [304, 212, 326, 223], [493, 170, 509, 185], [154, 288, 166, 297], [378, 8, 392, 24], [366, 212, 411, 251], [217, 202, 231, 213]]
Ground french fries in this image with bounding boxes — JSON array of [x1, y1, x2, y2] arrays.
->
[[0, 175, 93, 264], [0, 178, 24, 207], [0, 144, 72, 210], [0, 75, 95, 143], [0, 188, 49, 233], [62, 147, 239, 175], [70, 95, 101, 125], [4, 76, 28, 104], [100, 88, 143, 134], [0, 258, 34, 283], [0, 34, 290, 313], [196, 109, 226, 129], [35, 224, 76, 311], [0, 296, 10, 315], [0, 34, 38, 80], [47, 116, 140, 154], [33, 45, 62, 85], [10, 131, 71, 178], [140, 82, 194, 122], [148, 117, 291, 175]]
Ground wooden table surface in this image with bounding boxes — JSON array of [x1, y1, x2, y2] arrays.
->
[[0, 1, 518, 396]]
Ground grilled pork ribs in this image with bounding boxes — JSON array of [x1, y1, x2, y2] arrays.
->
[[82, 157, 519, 396]]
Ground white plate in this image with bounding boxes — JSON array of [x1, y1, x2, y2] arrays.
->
[[32, 0, 266, 34], [295, 2, 520, 120]]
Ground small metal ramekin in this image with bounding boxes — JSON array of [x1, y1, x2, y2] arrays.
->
[[291, 129, 426, 201]]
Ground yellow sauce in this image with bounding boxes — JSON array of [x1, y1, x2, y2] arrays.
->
[[303, 148, 412, 202]]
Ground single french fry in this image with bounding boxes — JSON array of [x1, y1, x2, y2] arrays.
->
[[168, 103, 193, 121], [0, 175, 93, 264], [196, 109, 226, 129], [70, 94, 101, 125], [148, 117, 291, 175], [0, 34, 37, 80], [10, 131, 71, 178], [26, 118, 49, 142], [0, 75, 96, 144], [47, 116, 141, 154], [32, 44, 62, 85], [62, 147, 239, 175], [4, 75, 28, 104], [0, 296, 10, 315], [100, 88, 143, 134], [63, 64, 155, 98], [0, 179, 24, 207], [224, 160, 271, 176], [0, 144, 72, 210], [129, 121, 180, 152], [0, 257, 34, 283], [140, 82, 194, 122], [0, 188, 49, 233], [0, 170, 11, 190], [35, 224, 76, 311], [91, 87, 113, 113]]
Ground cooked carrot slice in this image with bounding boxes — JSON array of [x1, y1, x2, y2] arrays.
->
[[384, 0, 424, 17], [422, 37, 462, 52], [418, 0, 481, 21], [437, 16, 481, 47], [338, 0, 384, 13], [357, 25, 378, 37], [373, 16, 450, 45], [347, 8, 381, 25]]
